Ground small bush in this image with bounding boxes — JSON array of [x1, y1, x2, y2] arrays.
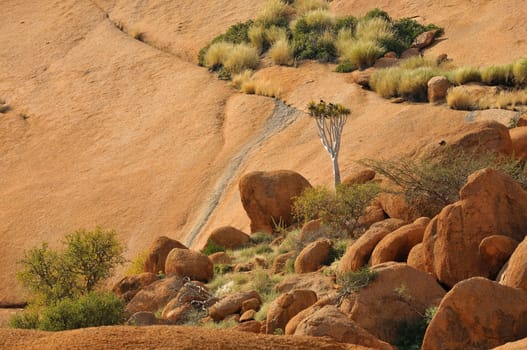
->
[[294, 0, 329, 15], [447, 66, 482, 85], [9, 309, 40, 329], [324, 239, 348, 265], [395, 306, 438, 350], [355, 17, 394, 43], [204, 42, 235, 69], [334, 16, 358, 33], [341, 39, 384, 70], [393, 17, 443, 47], [269, 39, 294, 65], [248, 24, 268, 52], [39, 292, 126, 331], [293, 183, 381, 238], [398, 66, 442, 102], [513, 57, 527, 86], [364, 8, 391, 22], [265, 26, 289, 44], [126, 250, 147, 276], [446, 86, 479, 110], [256, 0, 292, 28], [335, 60, 356, 73], [203, 240, 226, 255], [292, 17, 338, 62], [481, 64, 514, 86], [223, 44, 260, 74], [336, 267, 377, 304]]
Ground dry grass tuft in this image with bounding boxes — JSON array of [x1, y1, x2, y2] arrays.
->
[[254, 80, 282, 98], [231, 70, 254, 89], [355, 17, 394, 43], [513, 58, 527, 86], [447, 66, 482, 85], [340, 39, 384, 70], [481, 64, 514, 86], [269, 39, 294, 65], [370, 67, 404, 98], [399, 56, 438, 70], [265, 26, 288, 44], [204, 42, 235, 68], [303, 9, 335, 29], [248, 24, 267, 52], [294, 0, 329, 15], [446, 86, 482, 110], [256, 0, 293, 27]]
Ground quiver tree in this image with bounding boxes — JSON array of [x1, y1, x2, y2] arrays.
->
[[307, 100, 351, 189]]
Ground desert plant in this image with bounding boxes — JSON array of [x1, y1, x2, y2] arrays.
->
[[336, 267, 377, 305], [292, 183, 381, 238], [256, 0, 292, 28], [394, 306, 438, 350], [269, 39, 294, 65], [370, 67, 404, 98], [481, 64, 514, 86], [307, 100, 351, 187], [363, 8, 391, 22], [198, 20, 253, 66], [335, 60, 356, 73], [398, 56, 438, 70], [393, 17, 443, 47], [294, 0, 329, 15], [9, 308, 40, 329], [202, 240, 226, 255], [231, 69, 254, 89], [254, 80, 282, 98], [446, 86, 480, 110], [355, 17, 394, 43], [126, 250, 148, 276], [38, 292, 126, 331], [223, 44, 260, 74], [292, 17, 338, 62], [447, 66, 482, 85], [250, 232, 275, 244], [340, 39, 384, 70], [303, 9, 335, 30], [513, 58, 527, 86], [398, 66, 442, 101]]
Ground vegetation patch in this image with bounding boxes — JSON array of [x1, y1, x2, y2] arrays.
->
[[336, 267, 377, 304]]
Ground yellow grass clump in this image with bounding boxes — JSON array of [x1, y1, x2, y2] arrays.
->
[[231, 70, 254, 89], [447, 66, 482, 85], [254, 80, 282, 98], [294, 0, 329, 15], [248, 24, 267, 52], [513, 58, 527, 86], [265, 26, 288, 44], [446, 86, 481, 110], [303, 9, 335, 29], [335, 28, 354, 55], [223, 44, 260, 74], [355, 17, 394, 43], [269, 39, 294, 66], [340, 39, 384, 70], [399, 56, 438, 70], [256, 0, 293, 27], [204, 42, 235, 68], [481, 64, 514, 86], [370, 67, 404, 98]]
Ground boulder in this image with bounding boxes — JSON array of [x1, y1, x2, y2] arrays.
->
[[271, 251, 296, 274], [239, 170, 312, 234], [234, 320, 262, 333], [162, 305, 194, 324], [376, 193, 413, 221], [127, 311, 170, 326], [285, 296, 337, 335], [161, 280, 212, 319], [400, 47, 421, 59], [342, 169, 376, 185], [294, 239, 332, 274], [208, 251, 232, 264], [374, 57, 399, 69], [266, 290, 317, 334], [294, 305, 394, 350], [143, 236, 187, 274], [298, 219, 327, 244], [340, 262, 445, 344], [209, 290, 261, 321], [499, 236, 527, 291], [126, 275, 185, 315], [370, 217, 430, 265], [241, 298, 261, 313], [207, 226, 251, 249], [406, 243, 428, 272], [509, 126, 527, 160], [412, 29, 438, 49], [112, 272, 158, 302], [240, 309, 256, 322], [427, 76, 450, 103], [276, 272, 334, 297], [423, 277, 527, 350], [350, 67, 375, 88], [339, 218, 406, 272], [165, 248, 213, 282], [357, 202, 387, 228], [465, 109, 521, 128], [422, 168, 527, 287], [480, 235, 519, 279]]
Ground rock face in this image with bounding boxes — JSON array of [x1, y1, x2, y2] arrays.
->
[[294, 238, 332, 274], [112, 272, 158, 302], [499, 236, 527, 291], [127, 311, 170, 326], [266, 289, 317, 334], [161, 280, 212, 320], [422, 168, 527, 287], [509, 126, 527, 160], [294, 305, 393, 350], [406, 243, 428, 272], [234, 320, 262, 333], [239, 170, 312, 234], [466, 109, 521, 128], [339, 218, 406, 272], [413, 29, 438, 49], [342, 169, 376, 185], [209, 290, 261, 322], [143, 236, 187, 275], [340, 262, 445, 344], [298, 219, 327, 244], [441, 120, 513, 155], [207, 226, 251, 249], [427, 76, 450, 103], [276, 272, 334, 297], [370, 217, 430, 266], [480, 235, 518, 279], [423, 277, 527, 350], [165, 248, 213, 282], [125, 276, 185, 315]]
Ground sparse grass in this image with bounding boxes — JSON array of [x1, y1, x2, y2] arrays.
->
[[231, 70, 254, 89], [250, 232, 275, 245], [335, 28, 353, 55], [340, 39, 384, 70], [370, 66, 404, 98], [269, 39, 294, 65], [278, 229, 302, 253], [446, 86, 479, 110], [398, 56, 438, 70], [447, 66, 482, 85], [256, 0, 292, 28], [223, 44, 260, 74], [294, 0, 329, 15], [481, 64, 514, 86], [513, 57, 527, 86], [447, 86, 527, 111], [125, 250, 147, 276], [202, 240, 226, 255], [202, 318, 238, 329], [336, 267, 378, 304], [303, 9, 335, 30]]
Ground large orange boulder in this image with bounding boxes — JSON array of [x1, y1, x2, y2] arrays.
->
[[125, 276, 185, 315], [165, 248, 213, 282], [370, 217, 430, 265], [276, 272, 334, 297], [294, 305, 393, 350], [339, 218, 406, 272], [239, 170, 312, 234], [207, 226, 251, 249], [406, 243, 429, 272], [493, 338, 527, 350], [342, 169, 376, 185], [143, 236, 187, 275], [499, 236, 527, 291], [161, 280, 212, 320], [509, 126, 527, 160], [423, 277, 527, 350], [112, 272, 159, 302], [340, 262, 445, 344], [480, 235, 518, 279], [422, 168, 527, 287], [266, 289, 317, 334], [209, 290, 261, 322], [294, 238, 332, 274], [298, 219, 328, 244]]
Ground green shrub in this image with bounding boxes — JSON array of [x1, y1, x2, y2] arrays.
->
[[334, 15, 358, 34], [363, 8, 391, 22], [393, 18, 443, 47], [293, 183, 381, 238], [324, 239, 348, 265], [394, 306, 437, 350], [203, 240, 226, 255], [214, 264, 233, 275], [39, 292, 126, 331], [17, 227, 125, 304], [336, 267, 377, 304], [361, 148, 527, 217], [292, 17, 338, 62], [9, 309, 40, 329], [335, 60, 356, 73]]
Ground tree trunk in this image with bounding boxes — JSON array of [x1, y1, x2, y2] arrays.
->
[[332, 155, 341, 189]]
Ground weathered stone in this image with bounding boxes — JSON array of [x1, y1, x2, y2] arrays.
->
[[499, 235, 527, 291], [126, 275, 185, 315], [406, 243, 429, 272], [509, 126, 527, 160], [427, 76, 450, 103], [480, 235, 518, 279], [298, 219, 327, 244], [241, 298, 261, 313], [400, 47, 421, 59], [271, 251, 296, 274], [144, 236, 187, 274], [294, 239, 332, 274], [209, 290, 261, 322], [342, 169, 376, 185], [112, 272, 158, 302], [127, 311, 170, 326], [233, 320, 262, 333], [165, 248, 213, 282], [276, 272, 334, 297], [266, 290, 317, 334], [412, 29, 438, 49], [208, 251, 232, 264], [207, 226, 251, 249], [465, 109, 521, 128]]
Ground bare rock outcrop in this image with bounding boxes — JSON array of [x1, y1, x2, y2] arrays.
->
[[340, 262, 445, 344], [428, 76, 450, 103], [480, 235, 518, 279], [112, 272, 158, 302], [499, 235, 527, 291], [339, 218, 406, 272], [239, 170, 312, 234], [165, 248, 213, 282], [422, 168, 527, 287], [276, 272, 334, 297], [294, 238, 332, 274], [370, 217, 430, 265], [342, 169, 376, 185], [266, 289, 317, 334], [125, 275, 185, 315], [207, 226, 251, 249], [144, 236, 187, 275], [209, 290, 261, 322], [423, 277, 527, 350]]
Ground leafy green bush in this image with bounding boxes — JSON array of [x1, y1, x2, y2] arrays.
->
[[292, 17, 338, 62], [395, 306, 437, 350], [364, 8, 391, 22], [293, 183, 381, 238], [39, 292, 126, 331], [17, 227, 125, 304], [9, 309, 40, 329], [203, 240, 226, 255], [361, 148, 527, 217], [393, 18, 443, 47], [335, 60, 356, 73]]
